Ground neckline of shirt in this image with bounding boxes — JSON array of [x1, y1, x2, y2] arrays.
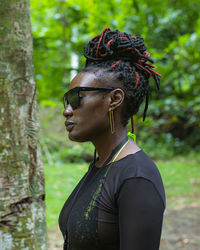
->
[[92, 149, 143, 169]]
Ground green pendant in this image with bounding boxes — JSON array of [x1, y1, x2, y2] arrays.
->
[[127, 132, 136, 142]]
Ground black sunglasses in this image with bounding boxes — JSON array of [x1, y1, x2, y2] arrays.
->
[[63, 86, 116, 110]]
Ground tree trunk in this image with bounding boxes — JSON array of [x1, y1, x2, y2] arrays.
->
[[0, 0, 47, 249]]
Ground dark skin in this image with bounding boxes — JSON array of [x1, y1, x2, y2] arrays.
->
[[63, 70, 141, 168]]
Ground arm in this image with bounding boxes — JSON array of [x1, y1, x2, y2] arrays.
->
[[117, 178, 164, 250]]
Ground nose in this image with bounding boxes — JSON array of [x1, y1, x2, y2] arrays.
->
[[63, 104, 73, 118]]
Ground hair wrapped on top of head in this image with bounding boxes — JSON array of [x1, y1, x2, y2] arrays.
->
[[83, 27, 162, 131]]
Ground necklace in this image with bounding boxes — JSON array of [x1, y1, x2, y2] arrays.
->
[[93, 136, 129, 167], [112, 139, 129, 163]]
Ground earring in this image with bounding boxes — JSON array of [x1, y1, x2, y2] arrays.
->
[[109, 110, 115, 134]]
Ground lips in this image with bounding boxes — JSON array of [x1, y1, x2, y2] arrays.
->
[[65, 120, 75, 131]]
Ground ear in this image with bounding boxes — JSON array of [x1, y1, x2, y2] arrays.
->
[[108, 88, 125, 111]]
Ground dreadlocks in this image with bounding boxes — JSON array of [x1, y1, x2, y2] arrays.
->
[[82, 27, 162, 127]]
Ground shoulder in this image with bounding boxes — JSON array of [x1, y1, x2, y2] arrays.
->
[[107, 150, 166, 207], [111, 150, 160, 179]]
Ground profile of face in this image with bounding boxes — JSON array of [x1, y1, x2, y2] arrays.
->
[[63, 71, 124, 142]]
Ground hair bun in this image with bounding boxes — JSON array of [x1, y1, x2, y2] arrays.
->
[[84, 27, 154, 64]]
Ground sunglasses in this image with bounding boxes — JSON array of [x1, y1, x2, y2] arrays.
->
[[63, 86, 116, 110]]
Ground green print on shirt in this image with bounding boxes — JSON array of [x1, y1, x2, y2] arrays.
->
[[84, 177, 104, 219], [84, 163, 112, 220], [84, 139, 130, 219]]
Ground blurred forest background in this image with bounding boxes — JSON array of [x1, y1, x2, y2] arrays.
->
[[30, 0, 200, 249]]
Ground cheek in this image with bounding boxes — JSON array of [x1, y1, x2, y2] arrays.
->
[[69, 100, 109, 141], [80, 96, 107, 123], [80, 106, 108, 133]]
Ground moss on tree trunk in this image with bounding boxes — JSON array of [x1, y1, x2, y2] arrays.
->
[[0, 0, 47, 249]]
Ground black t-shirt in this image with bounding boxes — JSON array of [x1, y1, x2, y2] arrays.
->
[[59, 150, 166, 250]]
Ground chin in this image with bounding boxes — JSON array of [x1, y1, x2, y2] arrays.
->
[[68, 131, 90, 143]]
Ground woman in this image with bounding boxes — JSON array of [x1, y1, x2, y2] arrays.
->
[[59, 27, 165, 250]]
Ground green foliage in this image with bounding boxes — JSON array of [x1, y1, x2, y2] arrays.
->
[[31, 0, 200, 151]]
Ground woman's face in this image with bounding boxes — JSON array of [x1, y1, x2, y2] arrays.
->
[[63, 71, 111, 142]]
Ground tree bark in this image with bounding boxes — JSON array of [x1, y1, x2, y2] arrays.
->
[[0, 0, 47, 249]]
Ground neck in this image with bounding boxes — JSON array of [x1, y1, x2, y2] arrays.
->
[[91, 126, 127, 166]]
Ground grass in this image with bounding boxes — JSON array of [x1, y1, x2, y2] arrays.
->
[[44, 155, 200, 228], [45, 162, 88, 228], [157, 157, 200, 197]]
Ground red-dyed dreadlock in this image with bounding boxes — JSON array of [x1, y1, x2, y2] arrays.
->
[[83, 27, 162, 129]]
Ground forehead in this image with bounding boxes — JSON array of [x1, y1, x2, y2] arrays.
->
[[69, 71, 101, 90]]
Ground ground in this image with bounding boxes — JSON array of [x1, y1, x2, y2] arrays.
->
[[47, 197, 200, 250], [161, 198, 200, 250]]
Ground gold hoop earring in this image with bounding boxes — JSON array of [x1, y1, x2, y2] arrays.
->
[[109, 110, 115, 134]]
